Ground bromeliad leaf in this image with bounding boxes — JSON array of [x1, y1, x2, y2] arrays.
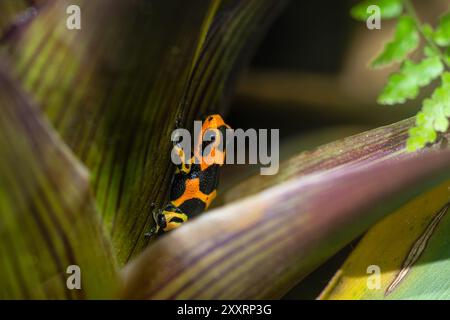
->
[[3, 0, 287, 264], [320, 181, 450, 300], [0, 64, 118, 299], [378, 53, 444, 105], [350, 0, 403, 21], [121, 133, 450, 299], [407, 72, 450, 151], [371, 16, 419, 68], [434, 12, 450, 47], [4, 0, 215, 264]]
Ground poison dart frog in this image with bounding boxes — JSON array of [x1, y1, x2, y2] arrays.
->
[[148, 114, 231, 236]]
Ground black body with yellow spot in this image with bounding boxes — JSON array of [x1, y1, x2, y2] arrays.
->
[[151, 115, 230, 234]]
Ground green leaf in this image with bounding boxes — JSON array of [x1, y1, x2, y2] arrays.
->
[[320, 181, 450, 299], [3, 0, 287, 264], [371, 16, 419, 68], [350, 0, 403, 21], [407, 72, 450, 151], [0, 65, 118, 299], [434, 12, 450, 47], [446, 47, 450, 65], [422, 23, 435, 39], [378, 54, 444, 105]]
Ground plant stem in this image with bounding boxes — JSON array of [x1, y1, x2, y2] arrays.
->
[[403, 0, 450, 69]]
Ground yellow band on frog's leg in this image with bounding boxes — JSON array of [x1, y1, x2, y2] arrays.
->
[[162, 212, 189, 232]]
